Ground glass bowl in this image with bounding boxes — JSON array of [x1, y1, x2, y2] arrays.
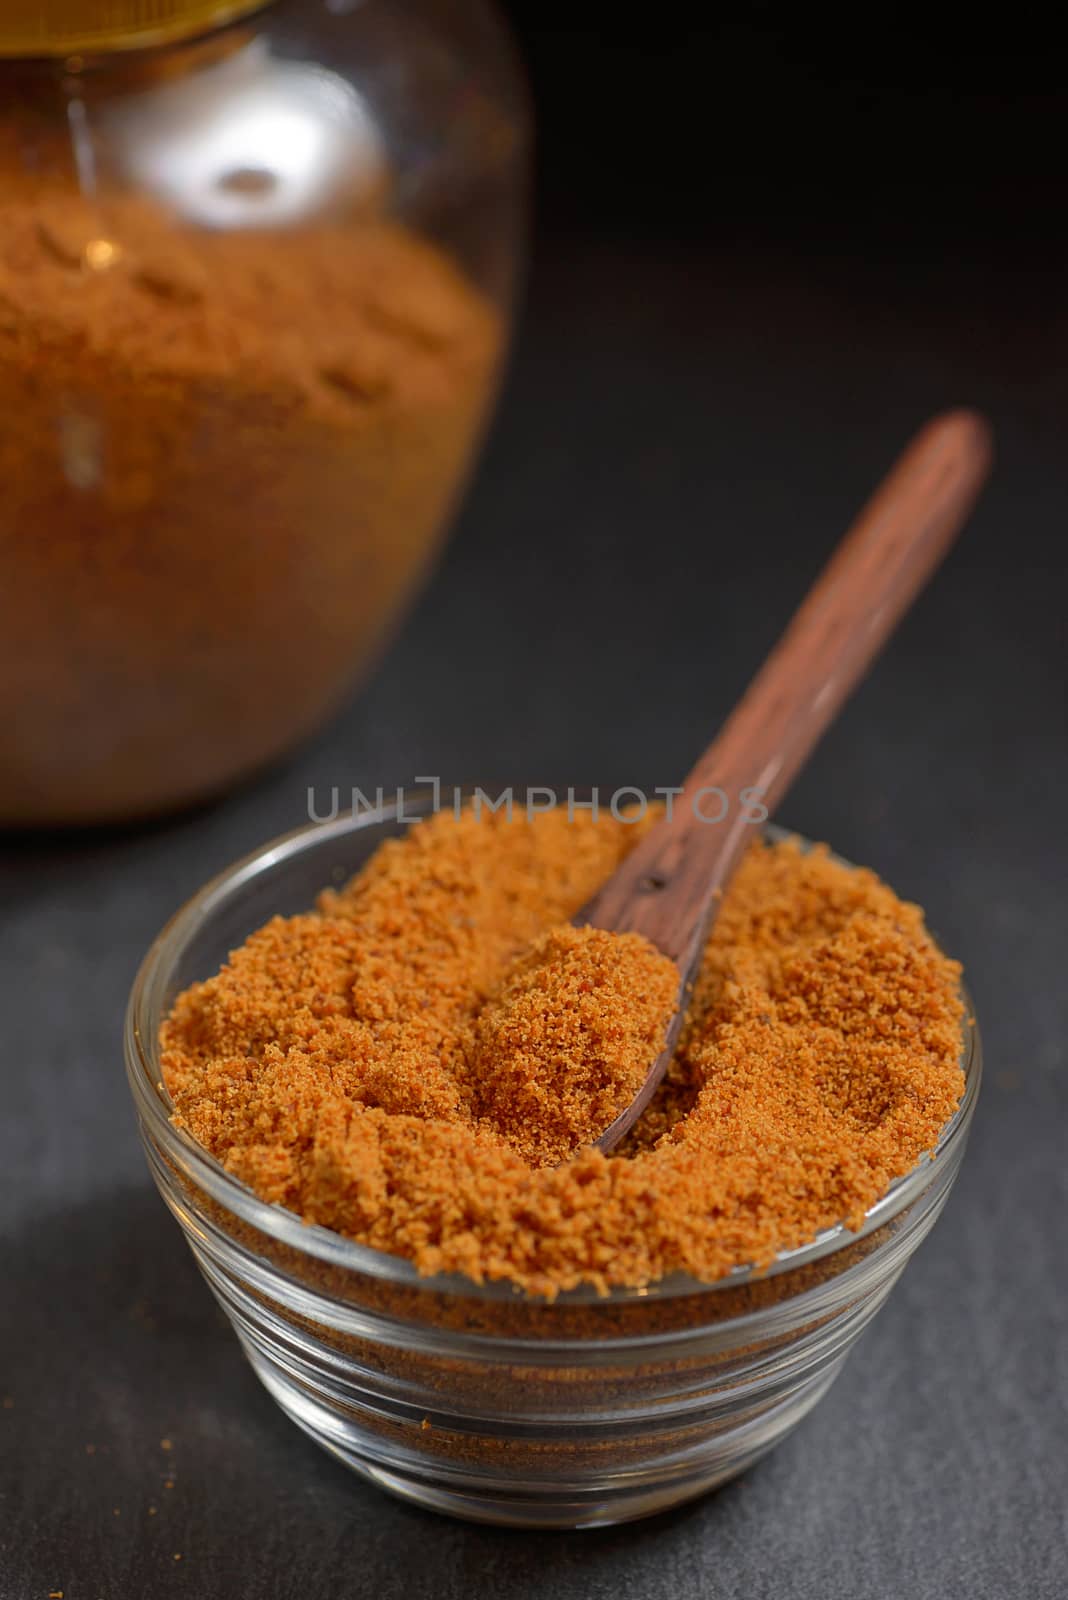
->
[[125, 801, 981, 1528]]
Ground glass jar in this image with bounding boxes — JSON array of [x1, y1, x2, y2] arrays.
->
[[0, 1, 525, 824]]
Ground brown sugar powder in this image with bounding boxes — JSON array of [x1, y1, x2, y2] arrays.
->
[[0, 105, 500, 823], [466, 925, 679, 1166], [161, 807, 965, 1296]]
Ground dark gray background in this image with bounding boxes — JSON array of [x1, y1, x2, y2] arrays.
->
[[2, 15, 1067, 1599]]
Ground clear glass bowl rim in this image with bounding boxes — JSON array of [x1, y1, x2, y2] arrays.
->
[[125, 795, 981, 1307]]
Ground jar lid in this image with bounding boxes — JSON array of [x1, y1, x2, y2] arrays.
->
[[0, 1, 270, 56]]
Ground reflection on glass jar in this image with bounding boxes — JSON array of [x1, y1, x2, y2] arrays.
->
[[0, 1, 525, 823]]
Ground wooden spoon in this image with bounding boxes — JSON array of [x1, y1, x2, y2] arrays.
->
[[578, 410, 992, 1153]]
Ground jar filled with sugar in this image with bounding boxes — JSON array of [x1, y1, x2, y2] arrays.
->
[[0, 0, 525, 822]]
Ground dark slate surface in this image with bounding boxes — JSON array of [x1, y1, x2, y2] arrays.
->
[[2, 221, 1066, 1596]]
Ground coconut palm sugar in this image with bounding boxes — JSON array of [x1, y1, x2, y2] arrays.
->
[[467, 924, 679, 1166], [0, 111, 499, 824], [162, 807, 965, 1296]]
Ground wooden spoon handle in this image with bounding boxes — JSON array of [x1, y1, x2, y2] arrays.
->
[[579, 410, 993, 971]]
